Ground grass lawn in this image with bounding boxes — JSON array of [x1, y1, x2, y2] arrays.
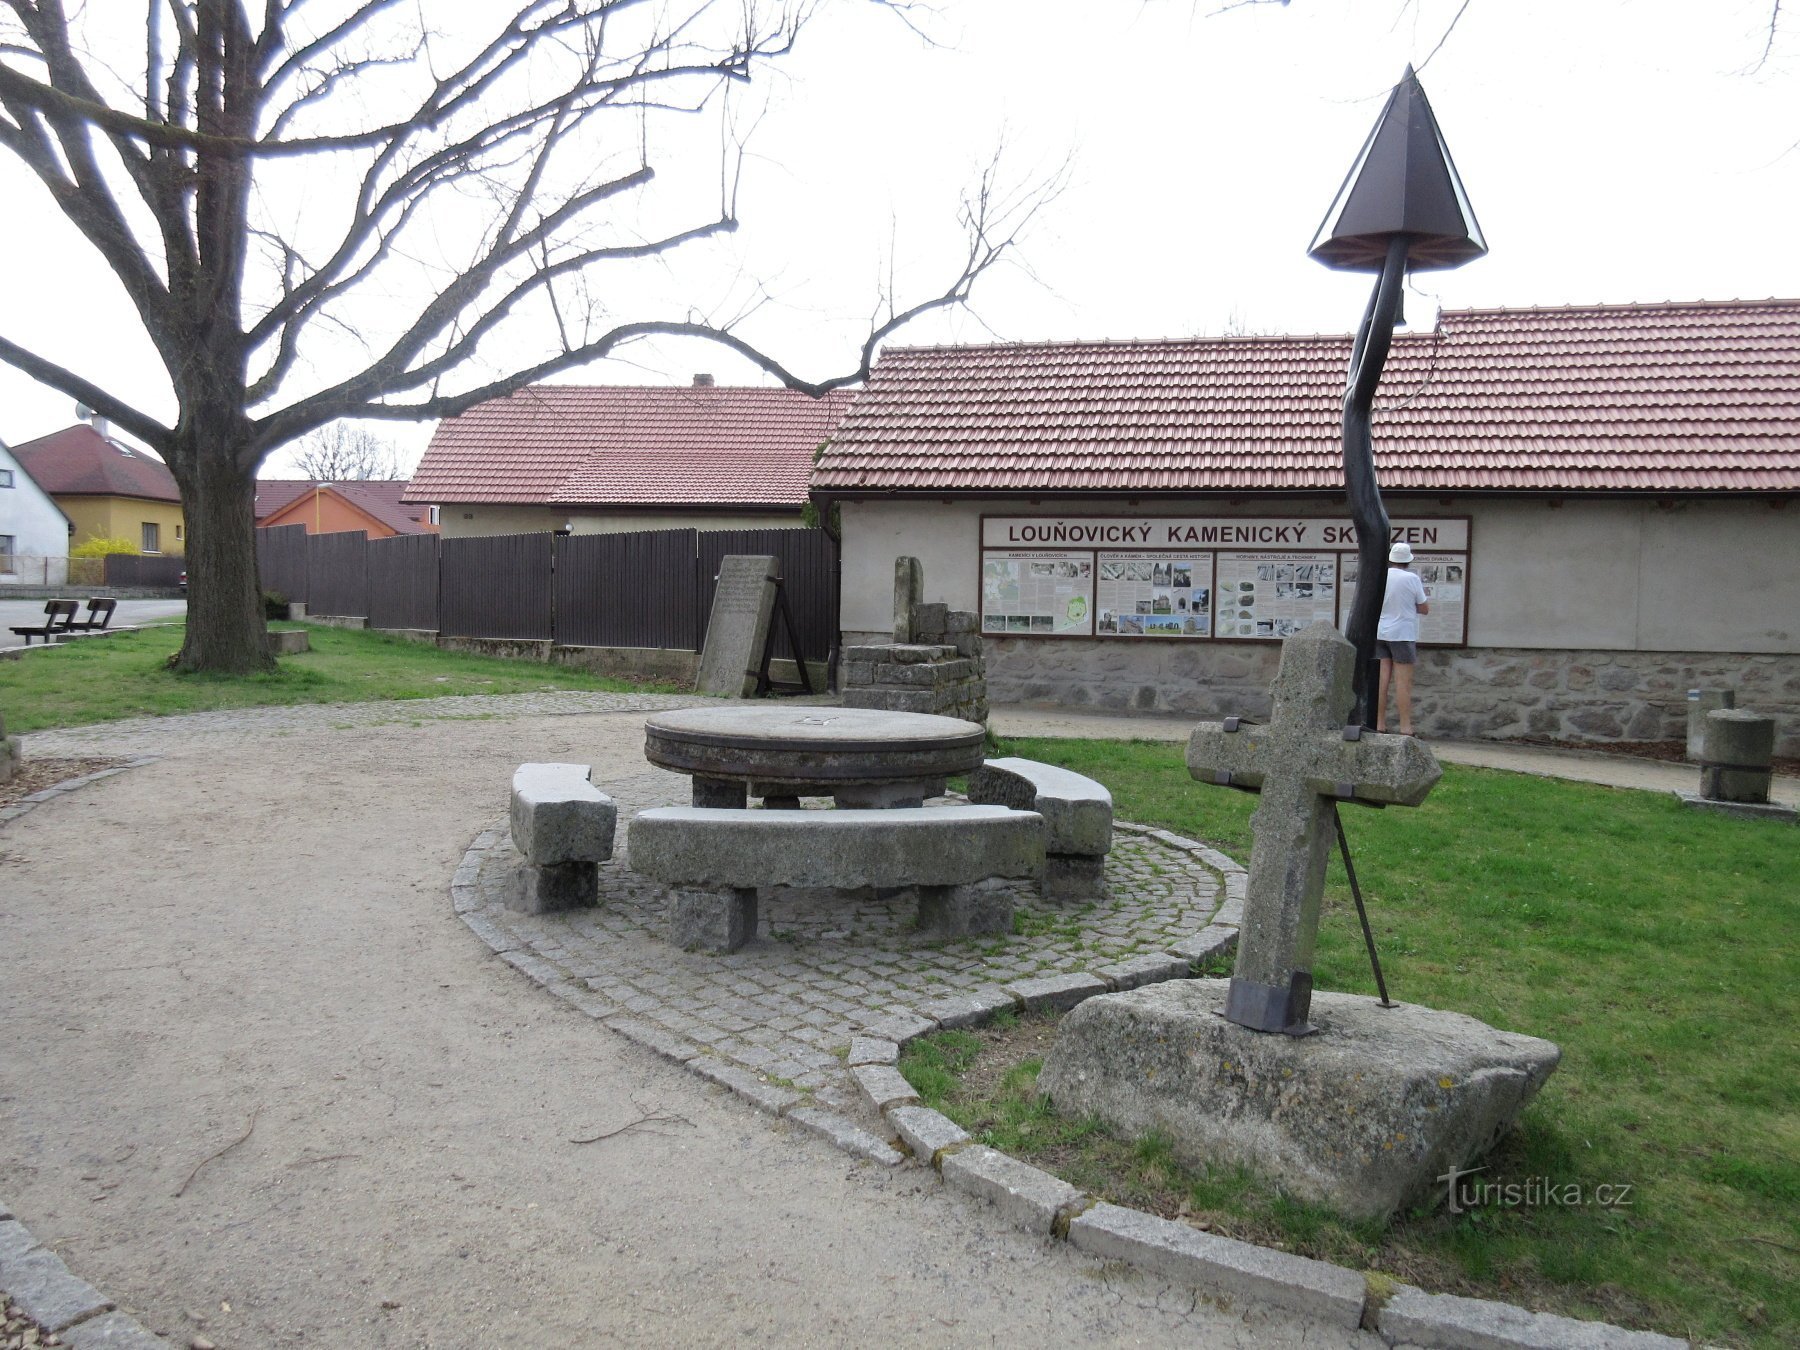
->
[[903, 735, 1798, 1348], [0, 621, 680, 733]]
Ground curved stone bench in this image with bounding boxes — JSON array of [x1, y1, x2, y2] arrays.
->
[[967, 758, 1113, 900], [628, 804, 1045, 952], [509, 763, 617, 913]]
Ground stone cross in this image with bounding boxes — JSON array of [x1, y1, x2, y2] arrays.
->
[[1186, 622, 1441, 1035]]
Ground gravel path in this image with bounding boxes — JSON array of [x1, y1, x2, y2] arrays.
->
[[2, 696, 1366, 1349]]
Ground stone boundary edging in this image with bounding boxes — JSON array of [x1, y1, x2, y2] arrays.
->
[[0, 757, 160, 828], [0, 1202, 173, 1348], [451, 815, 1687, 1349]]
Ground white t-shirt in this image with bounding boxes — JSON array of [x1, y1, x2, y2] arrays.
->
[[1378, 567, 1428, 642]]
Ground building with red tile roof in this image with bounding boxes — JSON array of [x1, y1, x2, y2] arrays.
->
[[255, 479, 434, 537], [11, 422, 186, 554], [406, 380, 856, 537], [817, 299, 1800, 752]]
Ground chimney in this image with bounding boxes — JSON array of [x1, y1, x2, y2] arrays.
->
[[692, 373, 715, 387]]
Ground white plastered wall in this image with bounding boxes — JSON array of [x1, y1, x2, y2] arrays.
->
[[0, 443, 72, 577], [838, 494, 1800, 655]]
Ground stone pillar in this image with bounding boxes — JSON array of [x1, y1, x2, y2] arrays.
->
[[893, 556, 924, 643], [1686, 689, 1735, 761], [0, 709, 17, 786], [510, 861, 599, 914], [1699, 710, 1776, 803], [670, 886, 759, 953]]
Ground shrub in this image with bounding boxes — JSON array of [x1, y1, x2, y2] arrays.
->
[[70, 535, 141, 558], [263, 590, 289, 620]]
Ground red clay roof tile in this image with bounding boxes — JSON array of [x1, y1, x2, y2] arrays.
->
[[811, 299, 1800, 495], [11, 424, 181, 502], [405, 385, 856, 508]]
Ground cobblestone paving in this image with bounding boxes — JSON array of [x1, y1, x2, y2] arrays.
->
[[21, 690, 712, 755], [458, 764, 1247, 1128]]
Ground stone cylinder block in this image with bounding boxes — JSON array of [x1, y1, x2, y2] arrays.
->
[[1700, 709, 1776, 803], [1686, 689, 1736, 760]]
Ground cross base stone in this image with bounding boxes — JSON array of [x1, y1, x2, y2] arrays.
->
[[509, 861, 598, 914], [1038, 979, 1561, 1221], [670, 886, 759, 953]]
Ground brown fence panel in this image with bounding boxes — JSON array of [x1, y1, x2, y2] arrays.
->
[[367, 534, 440, 631], [256, 524, 310, 603], [440, 532, 553, 640], [695, 528, 837, 662], [103, 554, 187, 587], [555, 529, 698, 650], [307, 530, 370, 617]]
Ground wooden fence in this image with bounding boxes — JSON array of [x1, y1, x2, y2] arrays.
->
[[258, 524, 837, 662]]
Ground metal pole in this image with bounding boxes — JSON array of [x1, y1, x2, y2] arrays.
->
[[1330, 801, 1396, 1008], [1340, 232, 1410, 729]]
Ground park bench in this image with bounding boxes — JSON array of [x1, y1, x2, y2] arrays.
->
[[967, 757, 1114, 900], [628, 803, 1045, 953], [65, 598, 119, 634], [508, 763, 617, 914], [8, 599, 79, 645]]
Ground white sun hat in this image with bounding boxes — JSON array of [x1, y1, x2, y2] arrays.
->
[[1388, 542, 1414, 564]]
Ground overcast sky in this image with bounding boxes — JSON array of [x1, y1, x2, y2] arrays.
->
[[0, 0, 1793, 476]]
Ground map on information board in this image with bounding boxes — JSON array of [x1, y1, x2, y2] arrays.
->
[[981, 551, 1094, 635]]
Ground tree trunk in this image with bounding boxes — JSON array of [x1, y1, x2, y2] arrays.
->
[[171, 416, 273, 675]]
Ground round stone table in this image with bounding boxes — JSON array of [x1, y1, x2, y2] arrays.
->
[[643, 706, 986, 808]]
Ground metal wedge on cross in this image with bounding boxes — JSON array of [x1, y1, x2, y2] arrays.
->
[[1186, 621, 1440, 1035]]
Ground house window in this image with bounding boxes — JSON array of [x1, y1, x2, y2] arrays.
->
[[175, 524, 183, 540], [0, 469, 14, 488], [428, 505, 440, 525], [0, 534, 15, 558], [142, 522, 161, 553]]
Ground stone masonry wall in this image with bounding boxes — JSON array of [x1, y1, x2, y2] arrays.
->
[[971, 638, 1800, 755], [841, 604, 989, 723]]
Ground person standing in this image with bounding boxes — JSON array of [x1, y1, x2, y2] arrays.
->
[[1376, 542, 1430, 735]]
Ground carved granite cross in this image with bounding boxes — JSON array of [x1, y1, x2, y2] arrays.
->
[[1186, 622, 1441, 1035]]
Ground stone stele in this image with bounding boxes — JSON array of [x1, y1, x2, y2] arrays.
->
[[1037, 979, 1562, 1221], [694, 554, 779, 697]]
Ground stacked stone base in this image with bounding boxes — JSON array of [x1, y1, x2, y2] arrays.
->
[[842, 605, 988, 723]]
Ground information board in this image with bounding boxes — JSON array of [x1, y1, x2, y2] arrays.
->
[[1337, 552, 1467, 647], [1095, 553, 1212, 637], [976, 515, 1471, 645]]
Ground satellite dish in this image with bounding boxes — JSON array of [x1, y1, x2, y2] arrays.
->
[[75, 403, 96, 423]]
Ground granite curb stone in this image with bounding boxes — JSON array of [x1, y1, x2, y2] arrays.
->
[[0, 1219, 117, 1334], [1068, 1201, 1367, 1330], [885, 1105, 972, 1166], [939, 1145, 1085, 1236], [786, 1107, 905, 1167], [1005, 972, 1108, 1013], [851, 1064, 920, 1113], [1378, 1285, 1689, 1349], [57, 1310, 177, 1348], [0, 756, 161, 828], [846, 1037, 899, 1066]]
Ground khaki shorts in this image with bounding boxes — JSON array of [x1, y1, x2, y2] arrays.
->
[[1376, 639, 1418, 664]]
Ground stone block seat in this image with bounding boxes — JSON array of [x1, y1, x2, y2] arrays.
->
[[967, 758, 1113, 900], [509, 763, 618, 913], [628, 804, 1045, 952]]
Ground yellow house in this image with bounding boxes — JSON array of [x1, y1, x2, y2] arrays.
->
[[12, 422, 186, 555]]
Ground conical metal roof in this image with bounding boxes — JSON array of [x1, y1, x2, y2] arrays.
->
[[1308, 67, 1487, 272]]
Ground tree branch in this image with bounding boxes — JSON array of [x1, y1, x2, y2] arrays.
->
[[0, 333, 173, 449]]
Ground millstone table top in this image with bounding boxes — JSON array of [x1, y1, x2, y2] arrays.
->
[[643, 706, 986, 787]]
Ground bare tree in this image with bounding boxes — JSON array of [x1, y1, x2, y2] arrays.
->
[[0, 1, 1040, 672], [287, 424, 401, 481]]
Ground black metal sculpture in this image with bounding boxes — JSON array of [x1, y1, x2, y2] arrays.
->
[[1310, 67, 1486, 726]]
